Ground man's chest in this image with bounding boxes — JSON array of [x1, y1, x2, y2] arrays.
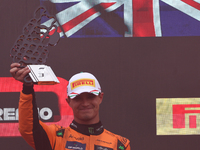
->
[[54, 130, 117, 150]]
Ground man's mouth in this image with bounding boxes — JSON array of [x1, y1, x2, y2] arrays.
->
[[79, 107, 93, 111]]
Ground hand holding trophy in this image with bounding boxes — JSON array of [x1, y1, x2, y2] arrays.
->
[[10, 6, 60, 85]]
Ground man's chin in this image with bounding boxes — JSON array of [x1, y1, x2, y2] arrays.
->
[[80, 115, 93, 121]]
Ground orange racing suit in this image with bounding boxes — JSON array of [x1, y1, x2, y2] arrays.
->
[[18, 85, 131, 150]]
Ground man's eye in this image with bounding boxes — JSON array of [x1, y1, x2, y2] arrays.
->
[[87, 94, 96, 99], [73, 97, 81, 101]]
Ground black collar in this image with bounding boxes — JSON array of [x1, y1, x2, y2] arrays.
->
[[69, 120, 104, 136]]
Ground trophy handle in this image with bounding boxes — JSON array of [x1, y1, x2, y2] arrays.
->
[[10, 6, 60, 85], [24, 74, 33, 83]]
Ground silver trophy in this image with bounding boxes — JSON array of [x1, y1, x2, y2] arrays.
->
[[10, 6, 60, 85]]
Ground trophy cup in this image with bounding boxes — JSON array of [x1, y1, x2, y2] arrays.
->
[[10, 6, 60, 85]]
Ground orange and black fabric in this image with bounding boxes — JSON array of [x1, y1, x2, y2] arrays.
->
[[18, 84, 131, 150]]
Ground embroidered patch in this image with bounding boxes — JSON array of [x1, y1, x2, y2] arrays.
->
[[65, 141, 86, 150], [117, 140, 125, 150], [94, 145, 113, 150], [56, 129, 65, 137]]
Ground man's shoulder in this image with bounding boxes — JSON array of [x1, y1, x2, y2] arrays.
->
[[45, 124, 71, 137], [44, 123, 70, 132], [103, 129, 130, 147]]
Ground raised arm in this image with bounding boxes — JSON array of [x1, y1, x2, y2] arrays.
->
[[10, 63, 56, 149]]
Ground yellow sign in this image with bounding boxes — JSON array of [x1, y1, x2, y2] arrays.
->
[[71, 78, 95, 90], [156, 98, 200, 135]]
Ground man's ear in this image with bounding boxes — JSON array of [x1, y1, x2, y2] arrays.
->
[[99, 92, 104, 104]]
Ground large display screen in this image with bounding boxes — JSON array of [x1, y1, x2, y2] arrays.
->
[[1, 0, 200, 149]]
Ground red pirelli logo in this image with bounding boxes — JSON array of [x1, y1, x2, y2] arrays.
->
[[156, 98, 200, 135], [71, 78, 95, 90], [173, 104, 200, 129]]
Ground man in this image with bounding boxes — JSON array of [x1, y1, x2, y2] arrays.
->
[[10, 63, 131, 150]]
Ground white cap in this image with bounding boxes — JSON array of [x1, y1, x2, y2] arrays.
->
[[67, 72, 101, 99]]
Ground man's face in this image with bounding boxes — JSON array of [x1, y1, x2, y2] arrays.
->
[[67, 92, 103, 124]]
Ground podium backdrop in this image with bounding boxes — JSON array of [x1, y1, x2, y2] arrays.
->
[[1, 0, 200, 149]]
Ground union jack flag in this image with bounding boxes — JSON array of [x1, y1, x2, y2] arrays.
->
[[40, 0, 200, 37]]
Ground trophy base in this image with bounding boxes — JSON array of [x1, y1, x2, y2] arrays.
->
[[27, 65, 60, 85]]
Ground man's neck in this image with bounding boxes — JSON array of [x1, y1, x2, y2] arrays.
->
[[70, 120, 104, 135], [74, 116, 100, 125]]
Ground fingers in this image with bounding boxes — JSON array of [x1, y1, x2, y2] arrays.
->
[[10, 63, 20, 77], [10, 63, 20, 68], [10, 63, 31, 83], [16, 66, 30, 77]]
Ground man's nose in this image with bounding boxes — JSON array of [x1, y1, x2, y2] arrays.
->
[[81, 98, 90, 106]]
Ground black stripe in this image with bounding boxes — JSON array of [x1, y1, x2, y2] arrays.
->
[[32, 91, 53, 150]]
